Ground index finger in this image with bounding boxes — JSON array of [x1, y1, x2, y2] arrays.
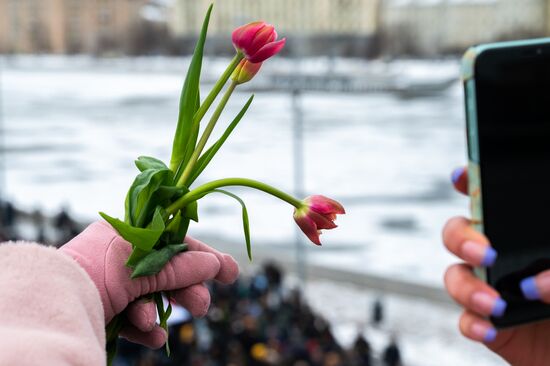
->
[[185, 236, 239, 284], [442, 216, 495, 267]]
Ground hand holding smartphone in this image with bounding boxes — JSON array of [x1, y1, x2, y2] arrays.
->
[[463, 38, 550, 327]]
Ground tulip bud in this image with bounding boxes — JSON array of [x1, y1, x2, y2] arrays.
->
[[231, 59, 262, 85], [232, 21, 286, 63], [293, 195, 345, 245]]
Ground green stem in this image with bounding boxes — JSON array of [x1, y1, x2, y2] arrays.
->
[[167, 178, 303, 215], [193, 53, 243, 126], [177, 81, 238, 187], [105, 315, 124, 365]]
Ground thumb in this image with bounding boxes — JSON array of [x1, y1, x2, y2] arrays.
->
[[520, 271, 550, 303]]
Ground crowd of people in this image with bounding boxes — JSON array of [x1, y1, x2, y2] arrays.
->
[[0, 200, 402, 366], [115, 262, 403, 366], [0, 199, 81, 245]]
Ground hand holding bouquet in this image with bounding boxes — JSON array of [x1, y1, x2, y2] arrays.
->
[[100, 5, 344, 363]]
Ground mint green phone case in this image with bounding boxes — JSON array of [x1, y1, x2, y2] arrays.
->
[[461, 38, 550, 281]]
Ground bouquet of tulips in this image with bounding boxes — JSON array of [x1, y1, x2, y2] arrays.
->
[[100, 4, 345, 363]]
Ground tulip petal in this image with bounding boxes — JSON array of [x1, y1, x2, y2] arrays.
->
[[307, 195, 346, 215], [309, 211, 337, 230], [249, 25, 276, 54], [232, 22, 265, 52], [232, 21, 264, 43], [232, 60, 262, 84], [295, 195, 344, 246], [272, 30, 278, 42], [248, 38, 286, 63], [294, 212, 321, 245], [241, 61, 262, 79]]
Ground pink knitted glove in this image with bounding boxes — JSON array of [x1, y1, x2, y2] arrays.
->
[[60, 220, 239, 348]]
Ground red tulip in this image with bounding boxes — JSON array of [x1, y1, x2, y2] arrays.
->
[[231, 59, 262, 84], [293, 195, 345, 245], [232, 21, 286, 63]]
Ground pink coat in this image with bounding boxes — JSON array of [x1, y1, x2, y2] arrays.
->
[[0, 242, 106, 365]]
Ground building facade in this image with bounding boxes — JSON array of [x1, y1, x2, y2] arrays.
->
[[169, 0, 381, 36], [4, 0, 550, 56], [380, 0, 549, 56], [168, 0, 382, 57], [0, 0, 149, 54]]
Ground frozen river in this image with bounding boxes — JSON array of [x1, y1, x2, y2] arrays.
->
[[0, 56, 468, 288]]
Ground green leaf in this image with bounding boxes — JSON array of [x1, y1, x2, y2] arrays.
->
[[148, 206, 166, 231], [195, 88, 201, 112], [127, 168, 173, 227], [125, 247, 149, 268], [173, 90, 204, 183], [183, 200, 199, 222], [100, 212, 163, 252], [169, 4, 213, 172], [156, 186, 185, 201], [210, 189, 252, 261], [166, 211, 182, 233], [126, 248, 149, 268], [124, 192, 131, 225], [135, 156, 168, 172], [164, 211, 190, 243], [130, 243, 188, 278], [175, 217, 190, 243], [187, 95, 254, 186]]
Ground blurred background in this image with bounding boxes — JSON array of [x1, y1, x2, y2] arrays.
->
[[1, 0, 547, 365]]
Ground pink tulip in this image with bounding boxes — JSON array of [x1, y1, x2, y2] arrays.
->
[[231, 59, 262, 84], [293, 195, 345, 245], [232, 21, 286, 63]]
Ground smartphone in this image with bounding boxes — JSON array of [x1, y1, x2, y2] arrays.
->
[[462, 38, 550, 328]]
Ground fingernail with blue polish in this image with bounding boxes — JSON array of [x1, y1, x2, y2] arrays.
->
[[521, 276, 541, 300], [481, 247, 498, 267], [484, 327, 498, 343], [472, 292, 507, 317], [492, 298, 507, 317], [472, 322, 497, 343], [451, 167, 465, 184], [462, 241, 497, 267]]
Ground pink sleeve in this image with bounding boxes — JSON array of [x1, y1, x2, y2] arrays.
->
[[0, 242, 106, 365]]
